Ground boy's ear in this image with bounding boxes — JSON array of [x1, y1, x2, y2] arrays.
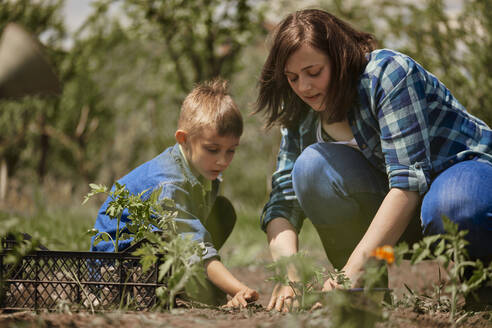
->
[[175, 130, 188, 145]]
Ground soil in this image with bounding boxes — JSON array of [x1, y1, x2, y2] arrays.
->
[[0, 262, 491, 327]]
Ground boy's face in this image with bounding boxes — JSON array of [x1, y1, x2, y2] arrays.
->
[[177, 128, 240, 181]]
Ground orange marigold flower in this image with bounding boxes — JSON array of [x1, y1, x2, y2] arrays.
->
[[370, 245, 395, 264]]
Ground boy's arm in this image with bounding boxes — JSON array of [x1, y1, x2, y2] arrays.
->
[[205, 258, 259, 307], [160, 184, 258, 307]]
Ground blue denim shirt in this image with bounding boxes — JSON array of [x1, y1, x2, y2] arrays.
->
[[261, 49, 492, 232], [91, 143, 220, 261]]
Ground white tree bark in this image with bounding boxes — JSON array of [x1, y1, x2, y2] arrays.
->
[[0, 159, 7, 201]]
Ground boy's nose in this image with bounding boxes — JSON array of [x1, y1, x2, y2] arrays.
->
[[216, 155, 227, 166]]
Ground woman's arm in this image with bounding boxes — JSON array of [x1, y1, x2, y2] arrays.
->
[[268, 217, 299, 261], [205, 258, 259, 307], [324, 188, 420, 290], [266, 217, 300, 311]]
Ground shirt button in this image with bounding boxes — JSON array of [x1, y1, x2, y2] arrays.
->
[[449, 160, 454, 164], [361, 144, 367, 149], [468, 155, 474, 160]]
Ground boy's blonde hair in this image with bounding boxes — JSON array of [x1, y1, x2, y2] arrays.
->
[[178, 79, 243, 138]]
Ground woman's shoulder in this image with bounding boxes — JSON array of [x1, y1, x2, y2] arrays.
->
[[364, 49, 420, 78], [361, 48, 427, 93]]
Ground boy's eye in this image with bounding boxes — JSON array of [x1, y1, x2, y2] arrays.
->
[[205, 148, 218, 153], [227, 149, 236, 154]]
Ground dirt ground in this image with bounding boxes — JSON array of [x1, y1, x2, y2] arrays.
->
[[0, 261, 491, 328]]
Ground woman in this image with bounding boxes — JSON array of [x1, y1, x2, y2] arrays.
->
[[255, 9, 492, 312]]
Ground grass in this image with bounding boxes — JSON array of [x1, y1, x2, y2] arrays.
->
[[221, 209, 329, 268], [0, 203, 96, 252]]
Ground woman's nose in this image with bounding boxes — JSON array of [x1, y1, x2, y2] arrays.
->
[[298, 77, 311, 93]]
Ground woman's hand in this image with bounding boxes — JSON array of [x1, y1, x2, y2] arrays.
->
[[266, 218, 300, 312], [321, 277, 341, 292], [224, 287, 259, 308], [310, 278, 343, 312], [267, 283, 298, 312]]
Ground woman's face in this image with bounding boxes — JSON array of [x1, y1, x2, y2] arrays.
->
[[284, 44, 331, 111]]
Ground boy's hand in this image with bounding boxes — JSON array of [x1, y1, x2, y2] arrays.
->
[[267, 283, 298, 312], [224, 287, 259, 308]]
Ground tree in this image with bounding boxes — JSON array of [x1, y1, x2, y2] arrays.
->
[[117, 0, 268, 92], [372, 0, 492, 125], [458, 0, 492, 124], [0, 0, 119, 188], [0, 0, 65, 186]]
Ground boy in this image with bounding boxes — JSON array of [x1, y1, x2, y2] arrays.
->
[[91, 79, 258, 308]]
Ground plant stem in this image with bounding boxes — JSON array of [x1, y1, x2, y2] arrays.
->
[[115, 213, 121, 253], [450, 236, 459, 323]]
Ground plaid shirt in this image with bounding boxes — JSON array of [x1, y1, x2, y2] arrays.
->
[[261, 49, 492, 232]]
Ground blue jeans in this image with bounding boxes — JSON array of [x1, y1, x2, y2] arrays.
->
[[292, 143, 492, 268]]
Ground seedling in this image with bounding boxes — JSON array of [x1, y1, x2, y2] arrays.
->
[[398, 216, 492, 323], [83, 182, 206, 309], [266, 252, 326, 310]]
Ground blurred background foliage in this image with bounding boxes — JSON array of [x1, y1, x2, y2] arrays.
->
[[0, 0, 491, 256]]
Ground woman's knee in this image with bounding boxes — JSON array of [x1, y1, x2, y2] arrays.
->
[[292, 143, 386, 204], [421, 161, 492, 240], [292, 143, 341, 205], [292, 143, 385, 226]]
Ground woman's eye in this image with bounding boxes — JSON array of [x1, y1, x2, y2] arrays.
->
[[206, 148, 218, 153], [285, 74, 298, 83], [308, 69, 322, 77], [227, 149, 236, 154]]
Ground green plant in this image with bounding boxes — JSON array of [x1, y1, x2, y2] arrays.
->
[[0, 216, 47, 303], [0, 217, 46, 266], [398, 216, 492, 323], [83, 182, 206, 309], [266, 253, 327, 310], [84, 182, 174, 252]]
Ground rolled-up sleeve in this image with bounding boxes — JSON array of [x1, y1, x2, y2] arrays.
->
[[260, 126, 306, 232], [375, 56, 432, 194]]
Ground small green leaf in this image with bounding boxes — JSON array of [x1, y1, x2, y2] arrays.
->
[[434, 239, 446, 256], [86, 228, 99, 237], [412, 248, 430, 264], [158, 258, 174, 281], [120, 233, 132, 241], [93, 234, 103, 246]]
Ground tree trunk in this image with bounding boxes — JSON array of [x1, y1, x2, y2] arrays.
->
[[37, 113, 50, 182], [0, 159, 7, 201]]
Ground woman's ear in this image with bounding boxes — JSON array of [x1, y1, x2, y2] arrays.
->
[[175, 130, 188, 145]]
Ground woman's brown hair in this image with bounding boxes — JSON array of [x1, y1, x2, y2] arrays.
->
[[255, 9, 377, 129]]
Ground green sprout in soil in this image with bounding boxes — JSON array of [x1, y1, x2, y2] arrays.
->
[[396, 215, 492, 324]]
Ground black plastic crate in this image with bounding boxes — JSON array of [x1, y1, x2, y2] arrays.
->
[[0, 249, 164, 311]]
